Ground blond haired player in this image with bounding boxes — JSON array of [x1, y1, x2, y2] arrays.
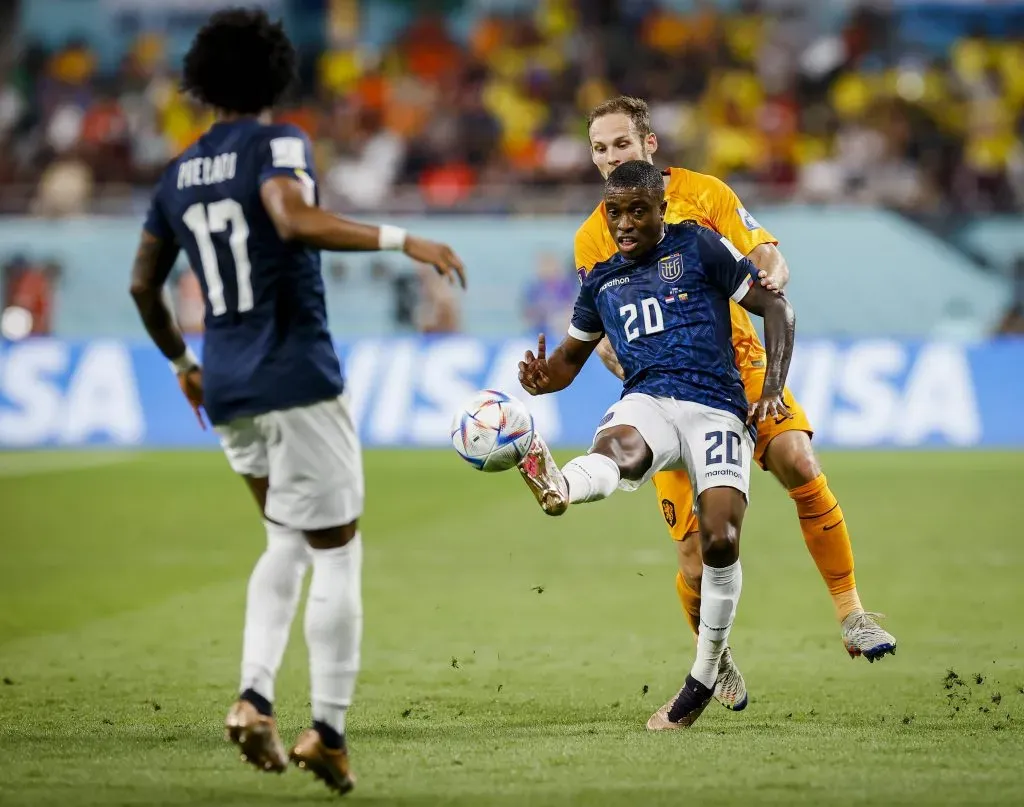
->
[[575, 96, 896, 718]]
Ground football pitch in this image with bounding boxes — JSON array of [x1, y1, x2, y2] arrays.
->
[[1, 449, 1022, 806]]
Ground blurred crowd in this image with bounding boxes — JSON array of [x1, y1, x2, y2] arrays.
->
[[2, 1, 1024, 215]]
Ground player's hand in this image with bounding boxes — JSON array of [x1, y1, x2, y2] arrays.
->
[[518, 334, 551, 396], [177, 367, 207, 430], [757, 266, 785, 294], [747, 392, 791, 426], [404, 236, 467, 289]]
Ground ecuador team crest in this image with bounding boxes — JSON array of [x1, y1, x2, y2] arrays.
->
[[658, 253, 684, 283]]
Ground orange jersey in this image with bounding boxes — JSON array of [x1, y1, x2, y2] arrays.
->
[[573, 167, 777, 366]]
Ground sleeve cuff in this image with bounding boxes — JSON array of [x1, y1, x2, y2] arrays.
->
[[568, 324, 603, 342], [730, 276, 753, 303]]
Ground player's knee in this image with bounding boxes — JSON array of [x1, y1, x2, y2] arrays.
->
[[782, 446, 821, 489], [700, 520, 740, 566], [765, 431, 821, 489], [593, 427, 652, 482]]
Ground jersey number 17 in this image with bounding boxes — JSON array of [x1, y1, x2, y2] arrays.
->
[[182, 199, 253, 317]]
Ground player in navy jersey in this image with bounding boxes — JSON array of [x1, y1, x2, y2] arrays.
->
[[128, 9, 465, 794], [517, 160, 795, 730]]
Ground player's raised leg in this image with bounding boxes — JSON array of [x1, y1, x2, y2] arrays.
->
[[517, 431, 570, 515], [515, 331, 622, 516], [518, 420, 644, 515], [528, 385, 685, 516], [762, 429, 896, 661]]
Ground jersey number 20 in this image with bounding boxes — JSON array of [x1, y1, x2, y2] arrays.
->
[[619, 297, 665, 343], [182, 200, 253, 316]]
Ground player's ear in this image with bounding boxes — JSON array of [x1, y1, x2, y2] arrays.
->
[[646, 132, 658, 157], [659, 199, 668, 217]]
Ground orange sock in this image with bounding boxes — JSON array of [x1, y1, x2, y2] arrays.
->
[[789, 473, 862, 623], [675, 571, 701, 636]]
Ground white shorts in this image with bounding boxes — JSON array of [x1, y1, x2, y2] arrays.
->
[[593, 393, 753, 500], [215, 395, 364, 531]]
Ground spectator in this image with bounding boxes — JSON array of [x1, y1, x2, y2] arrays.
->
[[2, 3, 1024, 215], [522, 251, 576, 338]]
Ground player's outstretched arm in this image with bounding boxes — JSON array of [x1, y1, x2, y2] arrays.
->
[[737, 282, 795, 425], [519, 334, 597, 396], [260, 176, 466, 288]]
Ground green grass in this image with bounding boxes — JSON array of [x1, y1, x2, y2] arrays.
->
[[1, 449, 1023, 806]]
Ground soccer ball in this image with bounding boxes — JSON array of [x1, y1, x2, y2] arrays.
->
[[451, 389, 535, 472]]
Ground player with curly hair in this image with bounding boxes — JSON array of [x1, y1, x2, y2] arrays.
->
[[130, 8, 466, 793]]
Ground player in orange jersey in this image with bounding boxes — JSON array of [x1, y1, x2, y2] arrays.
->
[[574, 96, 896, 720]]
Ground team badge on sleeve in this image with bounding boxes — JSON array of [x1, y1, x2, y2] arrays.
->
[[737, 207, 762, 231], [658, 253, 684, 283]]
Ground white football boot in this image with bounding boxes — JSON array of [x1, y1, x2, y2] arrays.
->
[[712, 646, 748, 710], [842, 611, 897, 662], [516, 434, 569, 516]]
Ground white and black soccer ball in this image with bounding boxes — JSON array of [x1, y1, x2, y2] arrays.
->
[[451, 389, 535, 472]]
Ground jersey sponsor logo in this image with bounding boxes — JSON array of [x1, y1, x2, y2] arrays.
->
[[661, 498, 677, 527], [597, 276, 630, 296], [270, 137, 307, 170], [706, 467, 743, 480], [737, 207, 761, 231], [597, 411, 614, 427], [658, 253, 684, 283]]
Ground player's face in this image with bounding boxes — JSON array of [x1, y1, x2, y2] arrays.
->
[[589, 114, 659, 179], [604, 189, 667, 258]]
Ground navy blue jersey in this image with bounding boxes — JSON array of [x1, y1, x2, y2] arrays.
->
[[144, 119, 343, 425], [570, 222, 757, 426]]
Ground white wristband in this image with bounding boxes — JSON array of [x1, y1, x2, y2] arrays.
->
[[169, 346, 200, 375], [378, 224, 407, 251]]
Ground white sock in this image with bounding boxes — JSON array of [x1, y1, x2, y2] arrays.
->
[[563, 453, 620, 503], [240, 520, 310, 703], [690, 561, 742, 688], [305, 533, 363, 736]]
